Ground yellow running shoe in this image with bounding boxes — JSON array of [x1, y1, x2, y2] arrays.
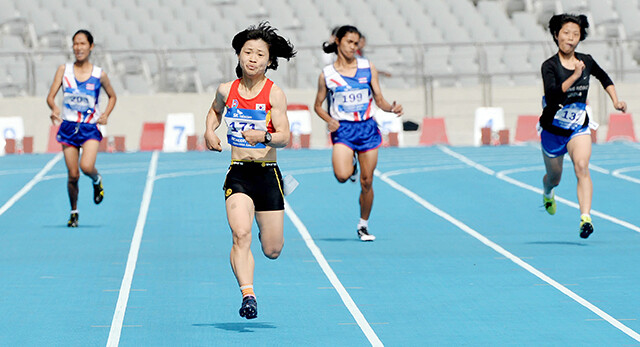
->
[[579, 215, 594, 239], [543, 194, 556, 215]]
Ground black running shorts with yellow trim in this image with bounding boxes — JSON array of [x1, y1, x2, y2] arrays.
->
[[223, 161, 285, 211]]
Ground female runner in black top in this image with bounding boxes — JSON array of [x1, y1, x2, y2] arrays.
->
[[540, 14, 626, 238]]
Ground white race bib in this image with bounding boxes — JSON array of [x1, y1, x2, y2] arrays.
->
[[552, 102, 587, 131], [64, 91, 95, 113], [335, 88, 369, 113], [225, 108, 268, 148]]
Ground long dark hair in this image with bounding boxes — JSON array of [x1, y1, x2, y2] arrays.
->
[[232, 22, 296, 78], [548, 13, 589, 46], [322, 25, 361, 54]]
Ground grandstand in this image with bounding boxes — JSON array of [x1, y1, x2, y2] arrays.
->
[[0, 0, 639, 150]]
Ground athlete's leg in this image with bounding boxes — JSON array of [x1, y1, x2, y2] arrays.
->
[[357, 148, 378, 220], [80, 140, 104, 204], [542, 151, 564, 196], [255, 210, 284, 259], [567, 134, 592, 215], [332, 143, 356, 183], [79, 140, 100, 179], [62, 145, 81, 210], [226, 193, 256, 287]]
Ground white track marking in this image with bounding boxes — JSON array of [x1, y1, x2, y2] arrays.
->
[[376, 171, 640, 343], [379, 164, 467, 178], [107, 151, 159, 347], [0, 153, 63, 217], [284, 200, 383, 347], [612, 166, 640, 185], [440, 146, 640, 234]]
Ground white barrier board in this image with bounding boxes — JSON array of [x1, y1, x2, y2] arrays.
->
[[163, 113, 195, 152]]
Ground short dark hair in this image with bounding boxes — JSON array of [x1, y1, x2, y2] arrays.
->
[[232, 21, 296, 78], [72, 29, 94, 45], [548, 13, 589, 46], [322, 25, 361, 54]]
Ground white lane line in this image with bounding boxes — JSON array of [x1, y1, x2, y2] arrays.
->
[[439, 146, 640, 234], [376, 171, 640, 343], [0, 153, 63, 217], [107, 151, 159, 347], [612, 166, 640, 185], [380, 164, 467, 178], [284, 199, 383, 347], [154, 169, 226, 180]]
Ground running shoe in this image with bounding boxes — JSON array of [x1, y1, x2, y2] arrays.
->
[[93, 176, 104, 204], [357, 226, 376, 241], [579, 215, 594, 239], [239, 296, 258, 319], [348, 155, 358, 182], [543, 193, 556, 215], [67, 212, 79, 228]]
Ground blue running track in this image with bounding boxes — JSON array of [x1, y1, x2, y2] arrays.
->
[[1, 143, 640, 346]]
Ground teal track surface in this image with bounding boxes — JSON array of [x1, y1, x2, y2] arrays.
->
[[2, 143, 640, 346]]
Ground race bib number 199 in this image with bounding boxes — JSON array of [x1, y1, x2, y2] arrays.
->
[[335, 88, 369, 113]]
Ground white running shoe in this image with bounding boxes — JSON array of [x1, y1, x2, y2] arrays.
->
[[357, 226, 376, 241]]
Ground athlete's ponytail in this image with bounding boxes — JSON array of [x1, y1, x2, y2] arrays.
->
[[322, 25, 360, 55]]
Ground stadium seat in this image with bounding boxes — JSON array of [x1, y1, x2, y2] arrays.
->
[[514, 115, 540, 143], [139, 122, 165, 151], [606, 113, 637, 142], [114, 136, 126, 152], [419, 117, 449, 146], [4, 138, 16, 154], [47, 125, 61, 153], [22, 136, 33, 153]]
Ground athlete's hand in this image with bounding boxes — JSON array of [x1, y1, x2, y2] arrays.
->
[[614, 100, 627, 113], [389, 101, 404, 117], [204, 129, 222, 152], [97, 115, 108, 125], [241, 129, 265, 147], [50, 108, 62, 125], [327, 119, 340, 132], [573, 60, 585, 76]]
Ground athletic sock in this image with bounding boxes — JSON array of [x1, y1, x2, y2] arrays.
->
[[240, 284, 255, 298], [70, 209, 78, 214], [357, 218, 368, 229], [88, 173, 101, 185], [543, 189, 554, 199]]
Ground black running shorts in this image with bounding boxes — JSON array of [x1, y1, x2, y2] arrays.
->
[[223, 161, 285, 211]]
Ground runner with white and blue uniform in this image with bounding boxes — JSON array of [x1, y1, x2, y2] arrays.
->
[[314, 25, 403, 242], [46, 30, 117, 228], [57, 63, 103, 147], [540, 14, 626, 238]]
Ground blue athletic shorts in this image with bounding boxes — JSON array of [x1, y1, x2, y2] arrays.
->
[[57, 120, 103, 148], [540, 126, 590, 158], [331, 118, 382, 153]]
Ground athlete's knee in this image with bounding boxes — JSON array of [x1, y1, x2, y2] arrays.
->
[[232, 228, 252, 247], [360, 175, 373, 190], [80, 164, 96, 176], [334, 173, 350, 183], [263, 243, 283, 259], [573, 161, 590, 178], [67, 171, 80, 183]]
